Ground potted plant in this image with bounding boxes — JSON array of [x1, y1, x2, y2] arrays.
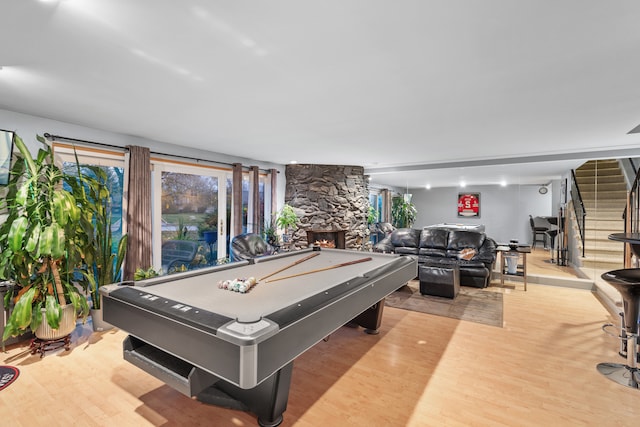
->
[[367, 206, 379, 227], [263, 218, 279, 248], [391, 196, 417, 228], [198, 212, 217, 237], [275, 203, 299, 242], [0, 134, 90, 342], [65, 164, 127, 331], [134, 267, 161, 280]]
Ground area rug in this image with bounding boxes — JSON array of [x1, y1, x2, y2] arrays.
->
[[0, 366, 20, 391], [385, 281, 503, 327]]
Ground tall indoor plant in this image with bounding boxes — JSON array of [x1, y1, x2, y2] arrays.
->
[[0, 134, 90, 342], [73, 165, 127, 331], [391, 195, 417, 228], [66, 164, 127, 312]]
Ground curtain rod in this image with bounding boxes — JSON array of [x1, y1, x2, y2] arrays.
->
[[44, 133, 275, 173], [45, 133, 127, 152]]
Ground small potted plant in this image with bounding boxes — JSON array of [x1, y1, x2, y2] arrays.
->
[[367, 206, 379, 227], [0, 134, 90, 342], [276, 203, 299, 242], [198, 213, 218, 244], [134, 267, 161, 280], [263, 218, 279, 248]]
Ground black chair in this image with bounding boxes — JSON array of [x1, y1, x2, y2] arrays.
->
[[529, 215, 548, 248], [230, 233, 275, 262], [374, 222, 396, 243]]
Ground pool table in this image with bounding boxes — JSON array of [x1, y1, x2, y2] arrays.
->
[[100, 247, 416, 427]]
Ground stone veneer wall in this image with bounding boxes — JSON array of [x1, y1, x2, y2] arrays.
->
[[285, 164, 369, 250]]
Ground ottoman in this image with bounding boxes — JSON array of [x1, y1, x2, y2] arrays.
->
[[419, 265, 460, 299]]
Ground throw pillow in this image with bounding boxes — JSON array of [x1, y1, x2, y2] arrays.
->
[[458, 248, 477, 260]]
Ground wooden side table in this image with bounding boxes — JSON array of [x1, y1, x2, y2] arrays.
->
[[497, 245, 530, 291]]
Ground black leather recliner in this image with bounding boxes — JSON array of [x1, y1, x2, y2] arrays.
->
[[373, 222, 396, 242], [230, 233, 275, 262]]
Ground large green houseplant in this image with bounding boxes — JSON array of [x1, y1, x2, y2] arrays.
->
[[391, 196, 417, 228], [0, 134, 90, 342], [66, 164, 127, 312]]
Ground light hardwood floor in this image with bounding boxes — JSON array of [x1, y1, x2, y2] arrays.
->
[[1, 255, 638, 427], [525, 246, 582, 278]]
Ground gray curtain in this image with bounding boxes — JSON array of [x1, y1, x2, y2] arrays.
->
[[270, 168, 278, 225], [124, 145, 152, 280], [232, 163, 243, 236], [250, 166, 260, 233], [381, 189, 392, 223]]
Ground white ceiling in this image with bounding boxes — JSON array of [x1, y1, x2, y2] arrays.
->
[[1, 1, 640, 188]]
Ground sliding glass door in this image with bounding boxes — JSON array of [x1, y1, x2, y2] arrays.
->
[[152, 162, 228, 273]]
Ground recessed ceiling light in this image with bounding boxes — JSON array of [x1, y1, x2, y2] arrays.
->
[[500, 180, 507, 187], [289, 160, 297, 164], [425, 184, 431, 190], [460, 181, 466, 188]]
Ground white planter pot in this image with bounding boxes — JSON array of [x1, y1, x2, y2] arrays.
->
[[505, 254, 519, 275], [35, 304, 77, 340], [90, 308, 113, 332]]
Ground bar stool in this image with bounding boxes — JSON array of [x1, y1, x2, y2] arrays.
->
[[597, 268, 640, 389], [545, 229, 558, 262]]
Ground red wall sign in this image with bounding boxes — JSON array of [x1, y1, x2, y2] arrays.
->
[[457, 193, 480, 217]]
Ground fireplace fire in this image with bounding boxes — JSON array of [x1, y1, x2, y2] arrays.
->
[[306, 229, 346, 249]]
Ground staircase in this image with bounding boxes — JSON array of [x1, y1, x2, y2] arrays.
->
[[573, 159, 626, 314], [574, 159, 626, 271]]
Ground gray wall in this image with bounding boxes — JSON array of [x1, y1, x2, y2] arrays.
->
[[1, 108, 565, 243], [0, 108, 287, 207], [411, 184, 553, 244]]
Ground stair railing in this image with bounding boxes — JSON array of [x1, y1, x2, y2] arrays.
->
[[622, 163, 640, 267], [570, 169, 586, 257], [622, 161, 640, 234]]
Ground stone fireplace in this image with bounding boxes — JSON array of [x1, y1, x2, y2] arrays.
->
[[284, 164, 369, 250]]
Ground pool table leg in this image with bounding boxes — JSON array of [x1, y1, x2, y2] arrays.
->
[[350, 299, 385, 334], [198, 362, 293, 427]]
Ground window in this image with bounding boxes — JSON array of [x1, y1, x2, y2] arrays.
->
[[56, 142, 276, 276], [56, 145, 126, 254]]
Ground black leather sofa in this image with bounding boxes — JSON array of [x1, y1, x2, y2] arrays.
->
[[373, 228, 497, 288]]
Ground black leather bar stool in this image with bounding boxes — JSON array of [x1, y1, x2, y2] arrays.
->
[[597, 268, 640, 389]]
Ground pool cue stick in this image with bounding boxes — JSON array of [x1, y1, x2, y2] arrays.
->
[[259, 252, 320, 281], [265, 257, 372, 283]]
